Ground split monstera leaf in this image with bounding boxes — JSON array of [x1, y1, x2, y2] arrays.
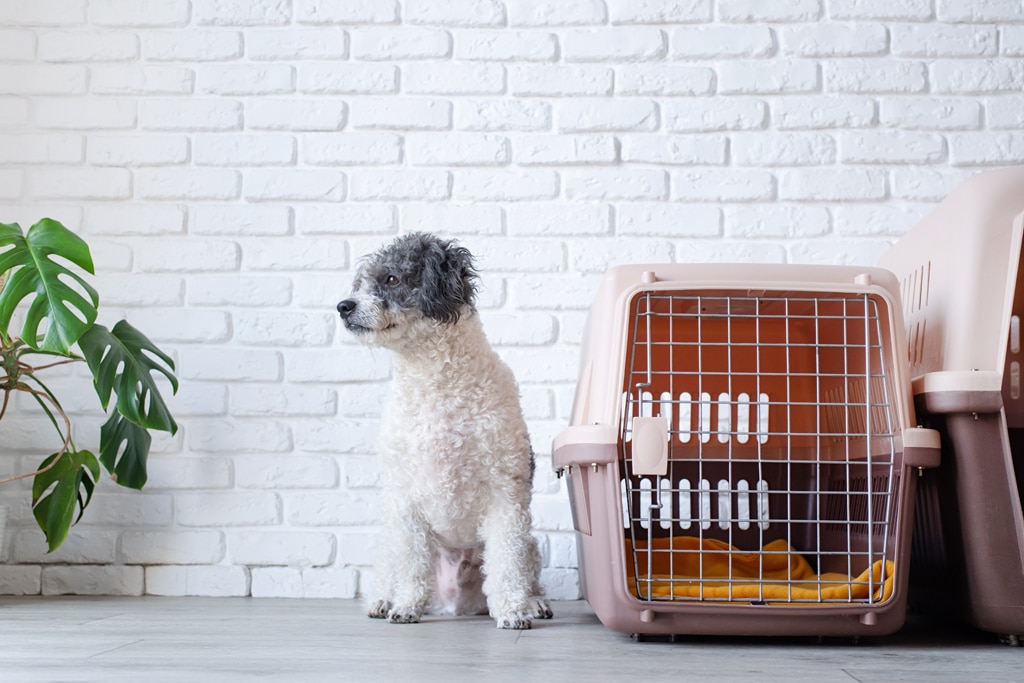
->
[[0, 218, 178, 551]]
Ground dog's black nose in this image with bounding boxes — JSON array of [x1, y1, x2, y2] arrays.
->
[[337, 299, 357, 319]]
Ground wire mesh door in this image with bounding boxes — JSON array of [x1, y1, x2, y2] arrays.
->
[[619, 290, 902, 605]]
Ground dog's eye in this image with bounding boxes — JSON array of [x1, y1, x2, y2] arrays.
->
[[385, 275, 401, 286]]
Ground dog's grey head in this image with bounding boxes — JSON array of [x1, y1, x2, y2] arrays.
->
[[337, 232, 478, 348]]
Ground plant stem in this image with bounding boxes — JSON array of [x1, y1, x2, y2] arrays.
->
[[0, 384, 74, 485]]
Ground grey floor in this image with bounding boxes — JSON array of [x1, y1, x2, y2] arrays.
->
[[0, 597, 1020, 682]]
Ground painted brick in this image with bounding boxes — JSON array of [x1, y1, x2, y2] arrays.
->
[[514, 134, 617, 165], [407, 133, 510, 166], [120, 531, 225, 564], [726, 205, 832, 238], [33, 96, 137, 129], [664, 98, 768, 132], [247, 28, 350, 60], [879, 98, 981, 130], [834, 203, 932, 235], [949, 132, 1024, 166], [295, 0, 398, 24], [779, 168, 888, 201], [286, 348, 391, 383], [133, 239, 241, 272], [892, 25, 997, 57], [780, 24, 888, 57], [455, 98, 551, 131], [285, 491, 382, 525], [0, 98, 30, 126], [719, 60, 819, 95], [350, 169, 451, 201], [177, 349, 282, 382], [615, 64, 715, 96], [672, 169, 776, 202], [622, 134, 726, 165], [617, 204, 722, 237], [0, 566, 42, 595], [456, 30, 558, 61], [302, 132, 403, 166], [557, 99, 658, 132], [565, 169, 667, 200], [718, 0, 820, 21], [403, 62, 506, 95], [608, 0, 711, 23], [88, 134, 189, 166], [773, 95, 876, 130], [840, 131, 946, 164], [509, 65, 613, 96], [176, 492, 282, 527], [229, 530, 335, 566], [0, 133, 83, 164], [0, 65, 86, 94], [297, 204, 397, 235], [146, 455, 232, 490], [571, 239, 674, 274], [244, 169, 345, 202], [937, 0, 1024, 21], [90, 65, 194, 95], [670, 26, 775, 58], [242, 238, 348, 270], [351, 27, 451, 60], [140, 99, 242, 131], [0, 1, 85, 27], [194, 0, 291, 26], [38, 30, 139, 62], [399, 204, 503, 235], [829, 0, 932, 20], [187, 274, 293, 306], [403, 0, 505, 27], [453, 169, 558, 201], [91, 0, 190, 27], [932, 60, 1024, 94], [507, 203, 611, 236], [986, 96, 1024, 129], [250, 567, 358, 598], [349, 97, 452, 130], [197, 64, 295, 96], [563, 28, 667, 62], [42, 566, 144, 596], [297, 63, 397, 94], [234, 311, 336, 347], [732, 132, 836, 166], [31, 168, 132, 200], [246, 98, 347, 131], [473, 238, 566, 272], [146, 566, 249, 596], [143, 30, 243, 61], [1004, 27, 1024, 57], [138, 169, 241, 200], [193, 134, 296, 167], [191, 205, 293, 236], [508, 0, 607, 26], [826, 60, 928, 93]]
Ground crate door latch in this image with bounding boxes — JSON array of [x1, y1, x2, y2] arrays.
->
[[631, 416, 668, 476]]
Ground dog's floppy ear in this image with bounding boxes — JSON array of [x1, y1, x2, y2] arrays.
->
[[418, 236, 477, 324]]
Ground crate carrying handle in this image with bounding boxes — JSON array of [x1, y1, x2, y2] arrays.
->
[[631, 417, 669, 476]]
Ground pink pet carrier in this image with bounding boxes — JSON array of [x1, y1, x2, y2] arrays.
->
[[878, 167, 1024, 644], [553, 264, 940, 637]]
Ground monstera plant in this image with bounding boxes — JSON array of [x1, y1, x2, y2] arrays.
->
[[0, 218, 178, 551]]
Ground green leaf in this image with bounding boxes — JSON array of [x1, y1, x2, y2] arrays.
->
[[31, 450, 100, 553], [0, 219, 99, 354], [98, 410, 152, 489], [78, 320, 178, 434]]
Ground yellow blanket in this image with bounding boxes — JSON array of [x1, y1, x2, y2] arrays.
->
[[625, 536, 894, 603]]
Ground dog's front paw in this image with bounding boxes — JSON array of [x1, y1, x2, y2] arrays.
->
[[527, 597, 553, 620], [495, 612, 533, 630], [387, 606, 423, 624], [368, 599, 392, 619]]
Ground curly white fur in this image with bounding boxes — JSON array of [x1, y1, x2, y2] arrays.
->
[[337, 233, 552, 629]]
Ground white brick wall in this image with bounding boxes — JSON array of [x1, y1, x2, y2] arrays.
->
[[0, 0, 1021, 600]]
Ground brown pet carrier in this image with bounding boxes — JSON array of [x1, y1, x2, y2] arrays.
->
[[554, 264, 940, 637], [878, 167, 1024, 644]]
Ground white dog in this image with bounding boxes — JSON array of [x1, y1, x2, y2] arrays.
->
[[337, 232, 552, 629]]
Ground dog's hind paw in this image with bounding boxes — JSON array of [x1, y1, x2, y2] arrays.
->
[[527, 597, 553, 620], [368, 599, 393, 619], [495, 612, 533, 630], [386, 606, 423, 624]]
